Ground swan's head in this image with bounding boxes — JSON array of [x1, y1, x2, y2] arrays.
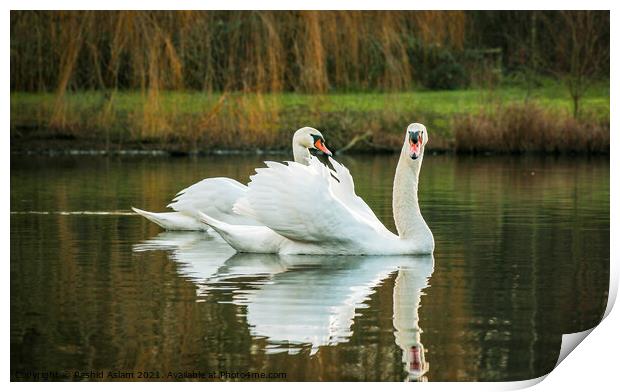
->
[[405, 343, 429, 381], [405, 123, 428, 160], [293, 127, 332, 156]]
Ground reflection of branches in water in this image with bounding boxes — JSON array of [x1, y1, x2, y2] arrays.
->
[[133, 232, 434, 379]]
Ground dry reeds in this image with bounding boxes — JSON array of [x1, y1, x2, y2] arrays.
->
[[453, 103, 609, 153], [11, 11, 466, 94]]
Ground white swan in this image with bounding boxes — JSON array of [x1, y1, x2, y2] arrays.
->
[[132, 127, 332, 231], [201, 123, 434, 255]]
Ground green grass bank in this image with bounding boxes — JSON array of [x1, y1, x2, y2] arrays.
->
[[10, 83, 610, 154]]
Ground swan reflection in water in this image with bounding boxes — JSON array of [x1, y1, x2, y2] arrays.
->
[[134, 232, 434, 381]]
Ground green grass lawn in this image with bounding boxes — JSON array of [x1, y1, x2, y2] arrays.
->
[[11, 81, 610, 117]]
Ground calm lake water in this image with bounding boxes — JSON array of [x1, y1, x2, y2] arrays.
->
[[11, 153, 609, 382]]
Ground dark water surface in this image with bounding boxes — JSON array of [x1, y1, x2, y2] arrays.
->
[[11, 153, 609, 381]]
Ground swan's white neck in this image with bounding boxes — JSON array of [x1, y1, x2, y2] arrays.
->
[[392, 146, 432, 245], [293, 143, 311, 165]]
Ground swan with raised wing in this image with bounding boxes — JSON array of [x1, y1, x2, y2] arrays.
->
[[132, 127, 331, 231], [200, 123, 434, 255]]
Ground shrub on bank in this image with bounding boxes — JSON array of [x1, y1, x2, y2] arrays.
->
[[453, 103, 609, 154]]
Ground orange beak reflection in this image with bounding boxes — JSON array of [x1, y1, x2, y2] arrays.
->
[[314, 139, 332, 156]]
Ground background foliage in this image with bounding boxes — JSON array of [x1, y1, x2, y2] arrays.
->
[[10, 11, 610, 153]]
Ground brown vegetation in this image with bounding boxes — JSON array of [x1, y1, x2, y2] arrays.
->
[[11, 11, 465, 94], [453, 103, 609, 154]]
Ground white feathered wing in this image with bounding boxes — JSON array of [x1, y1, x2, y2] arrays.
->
[[133, 177, 259, 231], [220, 156, 398, 254]]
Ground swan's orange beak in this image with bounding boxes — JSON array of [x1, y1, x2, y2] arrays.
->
[[314, 139, 332, 156], [409, 140, 421, 159]]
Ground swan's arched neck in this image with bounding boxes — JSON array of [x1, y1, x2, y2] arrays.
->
[[292, 143, 311, 165], [392, 146, 433, 249]]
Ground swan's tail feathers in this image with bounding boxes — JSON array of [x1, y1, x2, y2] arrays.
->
[[199, 212, 280, 253], [131, 207, 207, 231]]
